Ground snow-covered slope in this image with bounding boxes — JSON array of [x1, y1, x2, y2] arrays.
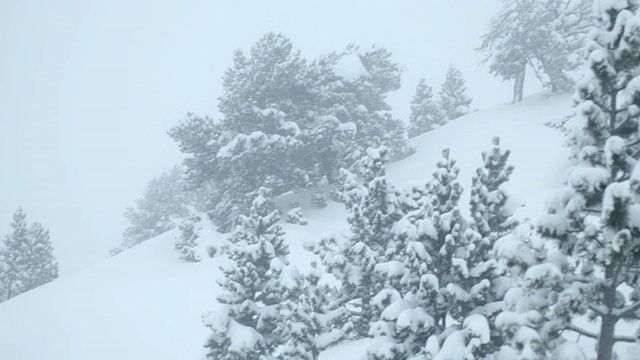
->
[[0, 93, 580, 359]]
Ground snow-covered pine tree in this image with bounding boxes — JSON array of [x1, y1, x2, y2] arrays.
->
[[117, 166, 191, 252], [469, 137, 518, 239], [365, 149, 494, 360], [407, 78, 444, 137], [438, 65, 473, 121], [477, 0, 593, 103], [318, 147, 405, 338], [0, 208, 58, 301], [313, 45, 411, 165], [170, 33, 316, 224], [203, 187, 293, 359], [286, 207, 308, 225], [530, 2, 640, 359]]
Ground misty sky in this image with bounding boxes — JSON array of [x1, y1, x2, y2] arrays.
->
[[0, 0, 543, 275]]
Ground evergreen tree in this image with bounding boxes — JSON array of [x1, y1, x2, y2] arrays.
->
[[116, 166, 191, 252], [0, 208, 58, 301], [365, 146, 519, 359], [170, 34, 411, 227], [317, 147, 405, 338], [517, 2, 640, 359], [313, 45, 411, 164], [438, 65, 473, 121], [203, 188, 293, 359], [469, 137, 518, 239], [407, 78, 444, 137], [170, 33, 315, 224], [477, 0, 593, 102]]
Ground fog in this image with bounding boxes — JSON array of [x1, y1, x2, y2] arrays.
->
[[0, 0, 543, 275]]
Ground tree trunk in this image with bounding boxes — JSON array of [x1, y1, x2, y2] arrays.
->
[[513, 61, 526, 104], [597, 266, 617, 360], [597, 314, 616, 360]]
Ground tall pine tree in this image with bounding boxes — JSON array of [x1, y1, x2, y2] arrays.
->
[[204, 187, 292, 359], [407, 78, 444, 137], [439, 65, 473, 121], [524, 2, 640, 359]]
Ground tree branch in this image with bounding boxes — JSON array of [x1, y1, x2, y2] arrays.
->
[[565, 324, 599, 340], [614, 335, 638, 343], [614, 300, 640, 319]]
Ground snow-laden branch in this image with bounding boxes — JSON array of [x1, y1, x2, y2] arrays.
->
[[613, 300, 640, 319], [565, 324, 599, 340]]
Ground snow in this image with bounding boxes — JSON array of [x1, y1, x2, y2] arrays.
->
[[0, 92, 584, 359], [551, 342, 586, 360], [381, 299, 417, 321], [332, 53, 369, 82]]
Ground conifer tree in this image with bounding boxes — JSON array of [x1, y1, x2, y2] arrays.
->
[[117, 166, 191, 252], [313, 46, 411, 164], [515, 2, 640, 359], [469, 137, 518, 239], [317, 147, 405, 338], [407, 78, 444, 137], [203, 188, 293, 359], [0, 208, 58, 301], [438, 65, 473, 121], [478, 0, 592, 102]]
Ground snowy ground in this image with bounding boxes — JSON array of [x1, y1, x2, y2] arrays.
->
[[3, 92, 630, 359]]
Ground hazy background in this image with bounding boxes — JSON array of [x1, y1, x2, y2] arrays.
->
[[0, 0, 543, 275]]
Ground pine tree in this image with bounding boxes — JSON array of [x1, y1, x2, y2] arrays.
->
[[203, 187, 292, 359], [117, 166, 191, 252], [407, 78, 444, 137], [364, 145, 520, 359], [469, 137, 518, 239], [477, 0, 592, 103], [438, 65, 473, 121], [523, 2, 640, 359], [313, 45, 411, 164], [0, 208, 58, 301], [170, 33, 315, 223], [316, 147, 406, 339]]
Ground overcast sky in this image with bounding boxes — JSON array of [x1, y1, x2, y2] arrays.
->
[[0, 0, 544, 275]]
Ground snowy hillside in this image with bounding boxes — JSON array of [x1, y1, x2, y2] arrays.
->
[[0, 93, 597, 359]]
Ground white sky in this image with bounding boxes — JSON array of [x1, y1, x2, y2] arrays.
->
[[0, 0, 543, 275]]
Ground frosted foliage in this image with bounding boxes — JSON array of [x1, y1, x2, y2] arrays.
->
[[478, 0, 592, 101], [438, 65, 472, 121], [120, 166, 191, 251], [320, 146, 410, 338], [205, 188, 297, 359], [522, 4, 640, 360], [408, 78, 444, 137], [1, 208, 59, 302], [332, 52, 370, 82], [169, 33, 410, 224], [469, 137, 517, 239], [432, 315, 490, 360]]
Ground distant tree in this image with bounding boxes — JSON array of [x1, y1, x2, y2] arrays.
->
[[407, 78, 444, 137], [0, 208, 58, 301], [438, 65, 473, 121], [170, 34, 410, 227], [116, 166, 191, 252], [477, 0, 593, 103], [311, 45, 411, 164]]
